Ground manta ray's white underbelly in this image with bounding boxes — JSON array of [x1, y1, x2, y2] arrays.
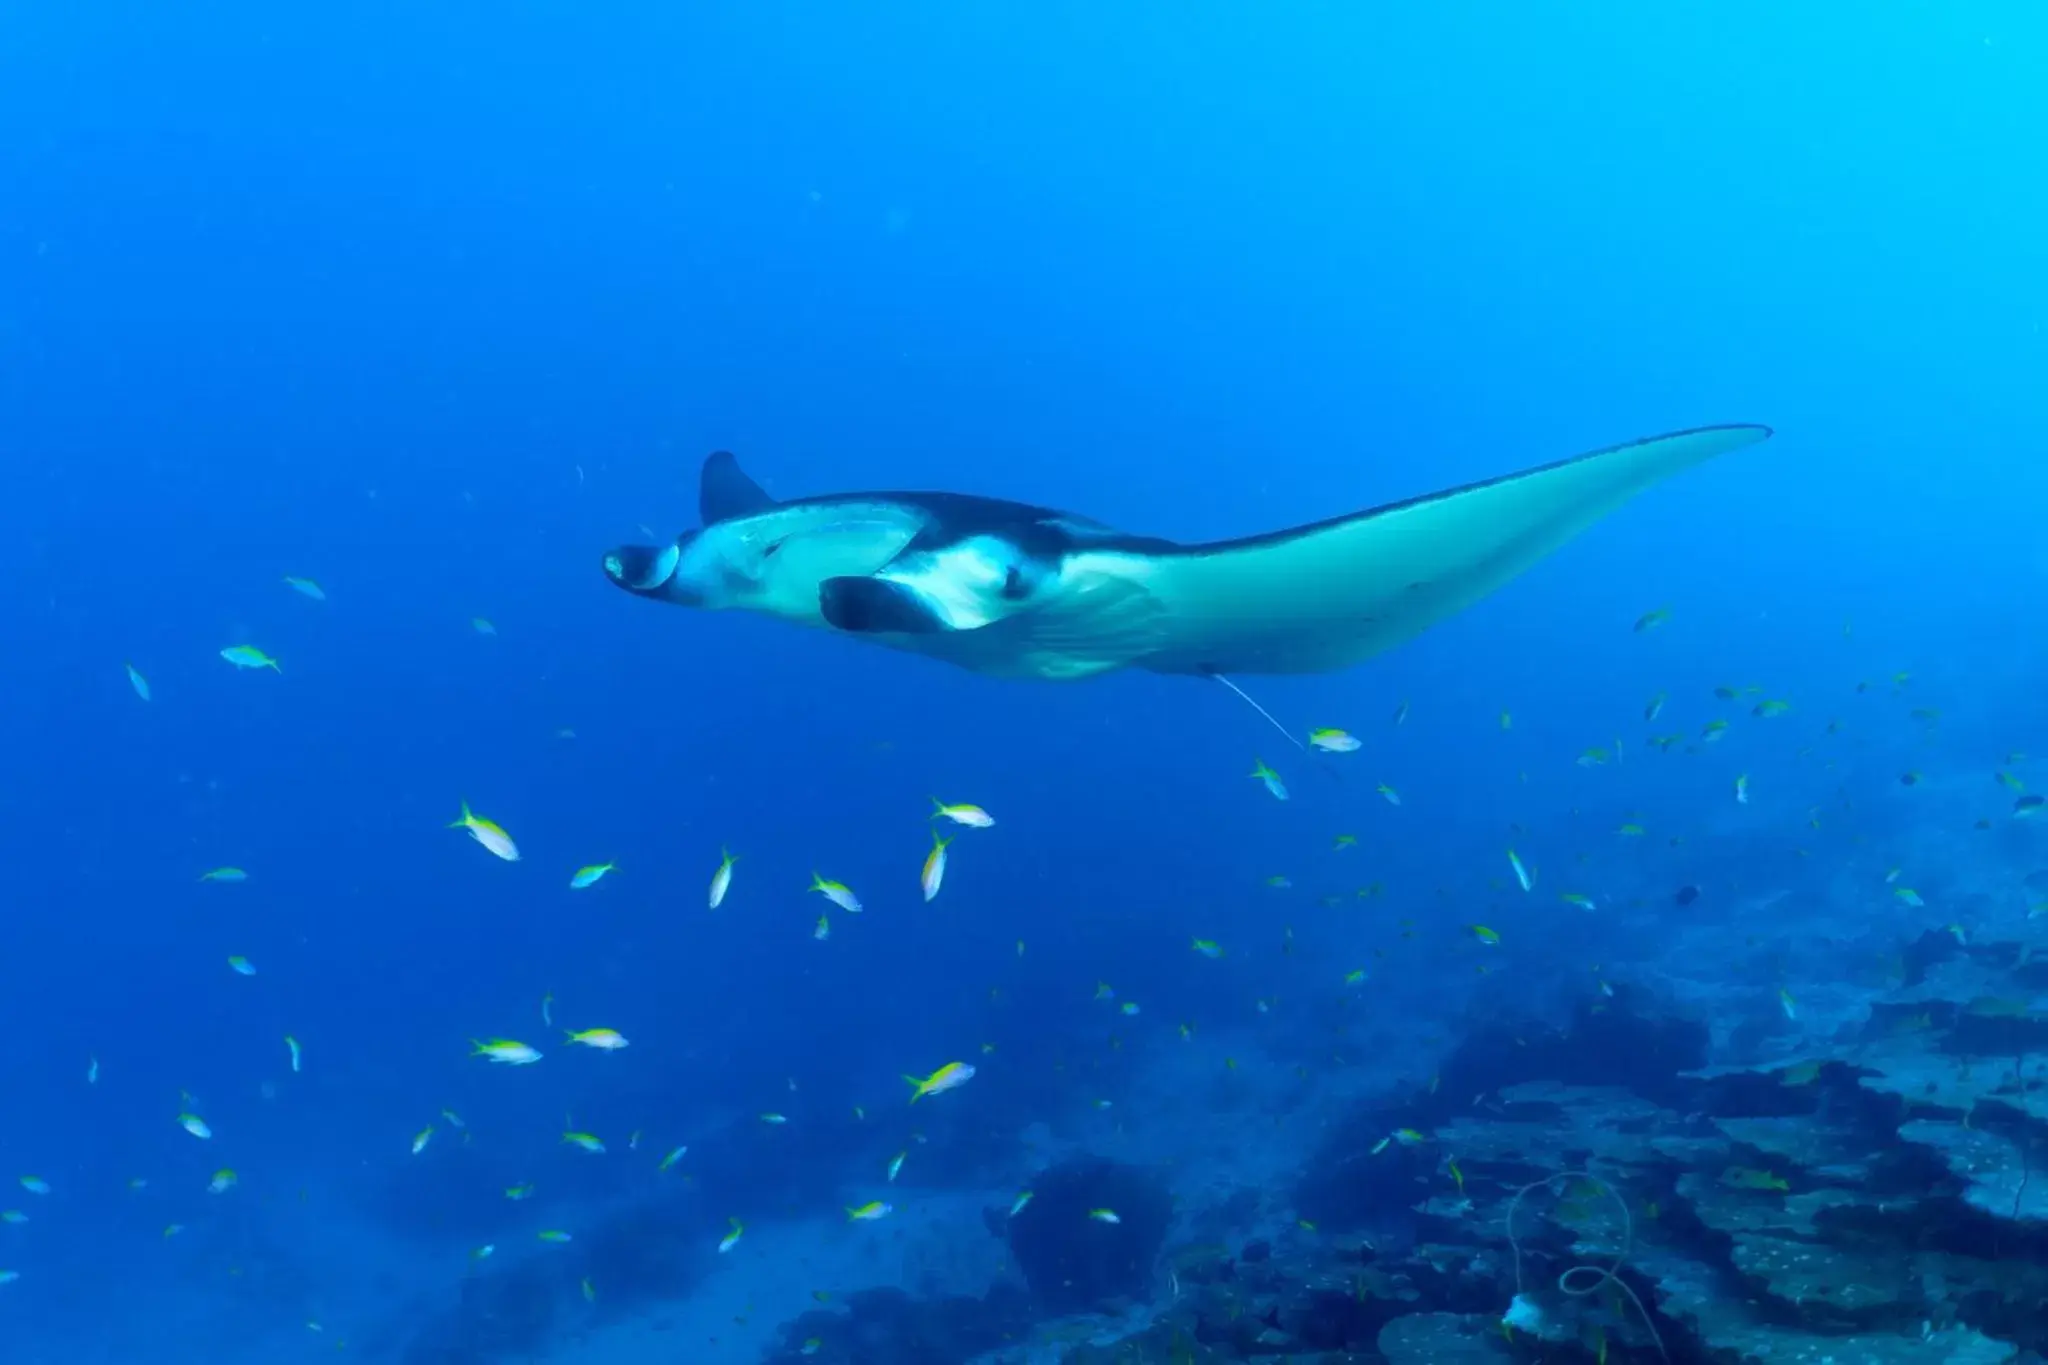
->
[[905, 550, 1173, 681]]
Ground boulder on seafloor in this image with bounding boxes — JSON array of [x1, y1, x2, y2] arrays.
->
[[1006, 1156, 1172, 1312]]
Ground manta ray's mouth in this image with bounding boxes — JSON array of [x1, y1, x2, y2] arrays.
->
[[603, 543, 681, 593]]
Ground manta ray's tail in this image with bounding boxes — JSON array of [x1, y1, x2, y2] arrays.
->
[[1209, 673, 1307, 756], [1208, 673, 1351, 786]]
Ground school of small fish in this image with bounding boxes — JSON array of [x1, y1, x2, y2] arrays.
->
[[19, 595, 2018, 1321]]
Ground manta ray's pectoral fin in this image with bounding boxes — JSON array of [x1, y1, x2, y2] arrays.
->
[[700, 450, 779, 524], [819, 576, 949, 635], [1134, 424, 1773, 676]]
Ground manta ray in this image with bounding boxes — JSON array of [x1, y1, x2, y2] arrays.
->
[[602, 424, 1770, 690]]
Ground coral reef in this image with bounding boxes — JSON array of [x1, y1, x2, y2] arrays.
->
[[391, 909, 2048, 1365], [1059, 915, 2048, 1363]]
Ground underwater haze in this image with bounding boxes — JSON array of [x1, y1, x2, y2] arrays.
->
[[5, 5, 2048, 1364]]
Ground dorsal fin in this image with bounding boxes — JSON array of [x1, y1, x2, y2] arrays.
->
[[699, 451, 777, 524]]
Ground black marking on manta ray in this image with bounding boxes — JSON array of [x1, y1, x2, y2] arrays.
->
[[700, 485, 1182, 557]]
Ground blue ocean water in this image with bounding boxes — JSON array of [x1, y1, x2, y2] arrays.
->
[[4, 6, 2047, 1364]]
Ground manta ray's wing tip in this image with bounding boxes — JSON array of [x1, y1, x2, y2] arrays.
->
[[1682, 421, 1773, 446], [1592, 422, 1772, 476]]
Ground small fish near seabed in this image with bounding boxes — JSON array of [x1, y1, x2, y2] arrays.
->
[[1308, 728, 1360, 753], [708, 847, 738, 907], [904, 1061, 975, 1103], [471, 1038, 542, 1066], [931, 800, 995, 828], [450, 802, 520, 862], [564, 1028, 629, 1051], [568, 861, 618, 889], [219, 645, 281, 672], [810, 874, 863, 914], [1250, 759, 1289, 801], [921, 831, 953, 903]]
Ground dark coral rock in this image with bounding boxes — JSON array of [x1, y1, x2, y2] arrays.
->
[[1126, 1242, 1413, 1361], [1291, 1119, 1438, 1234], [1062, 1321, 1233, 1362], [1470, 1001, 1708, 1111], [760, 1283, 1034, 1365], [1283, 1282, 1387, 1353], [576, 1197, 706, 1310], [399, 1256, 560, 1365], [1006, 1156, 1172, 1312], [1165, 1242, 1238, 1289]]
